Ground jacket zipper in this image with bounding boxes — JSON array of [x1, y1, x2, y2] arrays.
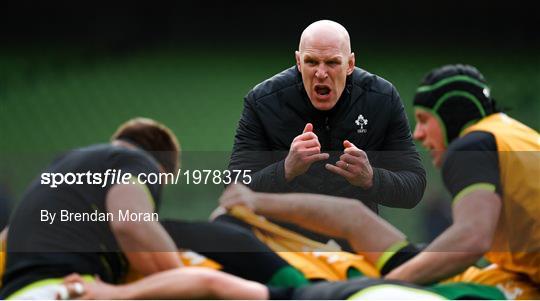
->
[[324, 116, 331, 149]]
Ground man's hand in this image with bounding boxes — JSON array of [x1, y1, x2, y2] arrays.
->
[[325, 140, 374, 189], [219, 184, 259, 212], [61, 274, 119, 300], [284, 123, 329, 182]]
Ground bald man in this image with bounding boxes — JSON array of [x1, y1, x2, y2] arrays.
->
[[226, 20, 425, 245]]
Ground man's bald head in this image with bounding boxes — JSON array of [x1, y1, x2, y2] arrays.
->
[[295, 20, 355, 111], [298, 20, 351, 55]]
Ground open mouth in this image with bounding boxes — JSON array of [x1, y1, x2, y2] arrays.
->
[[314, 84, 331, 96]]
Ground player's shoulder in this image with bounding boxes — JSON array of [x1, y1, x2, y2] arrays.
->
[[442, 131, 501, 198], [246, 66, 303, 102], [447, 131, 497, 153], [442, 131, 498, 176]]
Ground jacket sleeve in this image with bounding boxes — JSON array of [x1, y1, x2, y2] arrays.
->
[[227, 94, 293, 192], [367, 87, 426, 208]]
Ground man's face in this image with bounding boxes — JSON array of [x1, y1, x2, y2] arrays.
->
[[413, 109, 447, 168], [295, 37, 354, 111]]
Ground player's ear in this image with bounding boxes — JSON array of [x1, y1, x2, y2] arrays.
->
[[347, 52, 355, 75], [295, 51, 302, 72]]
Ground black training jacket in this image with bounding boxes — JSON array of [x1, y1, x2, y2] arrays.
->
[[228, 66, 426, 211]]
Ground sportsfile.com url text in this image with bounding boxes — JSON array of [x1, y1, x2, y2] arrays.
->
[[40, 169, 252, 188]]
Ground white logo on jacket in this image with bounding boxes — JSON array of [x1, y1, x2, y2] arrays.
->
[[355, 114, 368, 133]]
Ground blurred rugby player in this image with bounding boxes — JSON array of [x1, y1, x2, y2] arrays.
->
[[1, 118, 183, 299]]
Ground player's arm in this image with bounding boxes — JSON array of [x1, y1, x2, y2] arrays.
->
[[385, 131, 502, 283], [123, 268, 268, 300], [219, 184, 405, 264], [385, 189, 501, 284], [0, 227, 7, 242], [106, 182, 182, 276], [65, 268, 268, 300]]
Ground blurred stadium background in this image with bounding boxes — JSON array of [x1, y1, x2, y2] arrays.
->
[[1, 1, 538, 242]]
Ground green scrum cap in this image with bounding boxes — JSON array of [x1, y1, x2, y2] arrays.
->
[[413, 64, 497, 146]]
